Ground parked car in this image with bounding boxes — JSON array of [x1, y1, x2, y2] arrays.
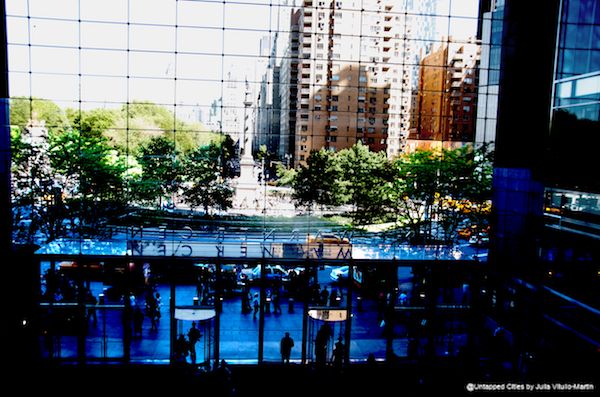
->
[[307, 233, 350, 245], [469, 233, 490, 247], [240, 265, 300, 282]]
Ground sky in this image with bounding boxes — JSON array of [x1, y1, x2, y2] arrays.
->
[[5, 0, 480, 120]]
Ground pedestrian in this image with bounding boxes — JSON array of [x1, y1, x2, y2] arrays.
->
[[241, 287, 250, 313], [315, 323, 332, 367], [188, 321, 202, 365], [399, 291, 408, 305], [145, 296, 159, 332], [133, 306, 144, 338], [273, 290, 282, 314], [129, 291, 136, 308], [213, 359, 233, 396], [155, 292, 162, 319], [320, 286, 329, 306], [280, 332, 294, 364], [85, 288, 97, 328], [329, 288, 338, 307], [174, 334, 189, 365], [252, 293, 260, 320], [331, 336, 345, 368]]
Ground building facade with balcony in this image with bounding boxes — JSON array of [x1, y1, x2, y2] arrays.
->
[[408, 38, 481, 152]]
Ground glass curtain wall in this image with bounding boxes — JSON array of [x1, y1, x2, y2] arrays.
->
[[8, 0, 493, 366]]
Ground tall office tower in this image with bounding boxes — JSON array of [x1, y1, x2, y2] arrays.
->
[[408, 37, 480, 151], [279, 9, 301, 164], [255, 35, 278, 154], [222, 66, 249, 158], [475, 0, 504, 146], [290, 0, 437, 167]]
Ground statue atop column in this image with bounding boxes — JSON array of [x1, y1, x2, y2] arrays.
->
[[233, 81, 260, 210]]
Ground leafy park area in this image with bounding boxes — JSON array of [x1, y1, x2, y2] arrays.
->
[[10, 98, 493, 245]]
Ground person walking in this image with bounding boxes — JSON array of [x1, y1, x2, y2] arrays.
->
[[133, 306, 144, 338], [280, 332, 295, 364], [174, 334, 190, 365], [252, 293, 260, 320], [331, 336, 345, 368], [273, 290, 282, 314], [315, 323, 332, 367], [187, 321, 202, 365]]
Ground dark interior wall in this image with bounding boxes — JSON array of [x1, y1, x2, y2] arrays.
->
[[494, 0, 560, 174]]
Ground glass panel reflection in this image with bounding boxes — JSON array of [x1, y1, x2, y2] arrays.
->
[[262, 263, 307, 363]]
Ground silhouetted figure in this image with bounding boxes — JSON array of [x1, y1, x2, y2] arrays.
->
[[329, 288, 338, 306], [133, 306, 144, 338], [315, 323, 332, 367], [332, 336, 345, 368], [155, 292, 162, 319], [331, 336, 344, 368], [213, 359, 234, 397], [280, 332, 295, 364], [253, 293, 259, 320], [145, 293, 159, 332], [85, 289, 98, 328], [129, 291, 136, 308], [367, 353, 376, 367], [273, 291, 282, 314], [174, 334, 189, 365], [241, 287, 251, 314], [320, 286, 329, 306], [188, 321, 202, 365]]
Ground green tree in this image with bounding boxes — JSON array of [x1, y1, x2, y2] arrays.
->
[[181, 143, 233, 214], [292, 149, 347, 210], [133, 136, 182, 208], [65, 108, 119, 139], [11, 122, 66, 243], [388, 145, 494, 244], [337, 142, 393, 226], [389, 149, 442, 243], [275, 164, 297, 187], [10, 99, 72, 242], [116, 101, 217, 154], [10, 97, 69, 134], [215, 133, 238, 179], [51, 129, 127, 233]]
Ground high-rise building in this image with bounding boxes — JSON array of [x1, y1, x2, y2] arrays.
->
[[290, 0, 437, 167], [278, 9, 301, 164], [222, 67, 249, 155], [475, 0, 504, 146], [408, 38, 480, 151], [255, 35, 277, 154]]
